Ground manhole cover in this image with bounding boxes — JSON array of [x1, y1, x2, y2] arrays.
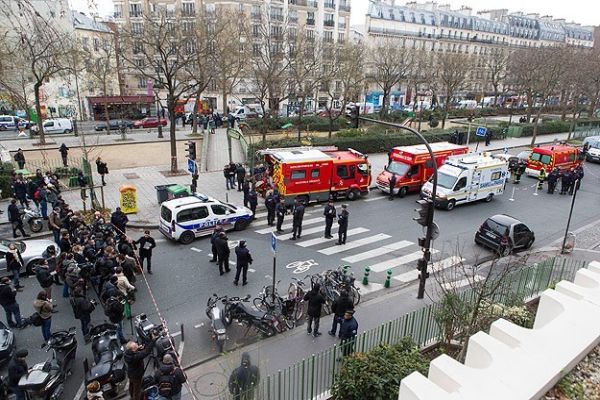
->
[[193, 371, 228, 397], [123, 173, 140, 179]]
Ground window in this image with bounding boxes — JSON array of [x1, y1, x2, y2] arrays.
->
[[408, 165, 419, 176], [491, 171, 502, 181], [211, 204, 230, 216], [568, 153, 575, 162], [454, 177, 467, 191], [291, 170, 306, 180], [311, 169, 320, 178], [160, 206, 172, 222], [135, 58, 144, 67], [114, 4, 123, 18], [137, 77, 146, 88], [324, 31, 333, 42], [358, 163, 369, 176], [338, 32, 345, 42], [182, 21, 195, 33], [131, 22, 143, 34], [182, 2, 195, 16], [336, 166, 349, 179], [307, 11, 315, 25], [530, 152, 551, 164], [129, 3, 142, 17], [177, 206, 209, 222], [270, 6, 283, 21]]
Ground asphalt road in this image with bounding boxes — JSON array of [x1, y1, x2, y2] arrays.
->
[[3, 160, 600, 399]]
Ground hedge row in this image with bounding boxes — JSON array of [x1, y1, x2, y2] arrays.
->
[[245, 115, 350, 132], [0, 162, 16, 199]]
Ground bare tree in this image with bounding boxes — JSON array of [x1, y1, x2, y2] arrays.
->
[[287, 33, 324, 141], [0, 53, 35, 119], [368, 39, 413, 118], [322, 42, 365, 137], [581, 49, 600, 119], [483, 48, 509, 106], [437, 51, 472, 129], [119, 7, 201, 172]]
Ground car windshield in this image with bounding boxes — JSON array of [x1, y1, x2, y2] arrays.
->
[[0, 239, 25, 253], [160, 206, 172, 222], [436, 172, 458, 189], [530, 152, 551, 164], [387, 161, 409, 176], [484, 219, 509, 235], [219, 201, 237, 211]]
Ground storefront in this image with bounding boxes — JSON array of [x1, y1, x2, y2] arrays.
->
[[87, 95, 155, 121]]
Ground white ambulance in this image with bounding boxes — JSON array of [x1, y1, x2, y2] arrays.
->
[[421, 154, 509, 211]]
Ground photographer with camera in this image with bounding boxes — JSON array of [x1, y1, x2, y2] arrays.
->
[[70, 287, 96, 342], [125, 340, 156, 400]]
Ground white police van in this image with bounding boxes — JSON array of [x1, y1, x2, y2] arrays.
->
[[159, 193, 253, 244]]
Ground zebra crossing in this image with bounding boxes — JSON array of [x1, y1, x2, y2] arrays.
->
[[248, 210, 465, 285]]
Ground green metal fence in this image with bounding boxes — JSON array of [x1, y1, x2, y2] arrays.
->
[[242, 256, 587, 400]]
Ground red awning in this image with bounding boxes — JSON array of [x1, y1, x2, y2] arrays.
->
[[88, 95, 154, 105]]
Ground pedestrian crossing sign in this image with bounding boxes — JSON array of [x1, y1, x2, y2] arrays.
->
[[476, 126, 488, 137], [271, 232, 277, 254]]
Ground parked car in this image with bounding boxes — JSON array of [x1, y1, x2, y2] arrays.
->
[[30, 118, 73, 135], [17, 119, 34, 129], [133, 117, 168, 129], [0, 238, 60, 275], [0, 115, 20, 131], [474, 214, 535, 256], [94, 119, 134, 131]]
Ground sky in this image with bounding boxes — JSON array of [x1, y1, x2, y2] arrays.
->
[[70, 0, 599, 27]]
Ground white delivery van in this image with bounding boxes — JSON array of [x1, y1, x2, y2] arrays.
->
[[159, 193, 254, 244], [231, 105, 262, 120], [30, 118, 73, 135], [457, 100, 478, 109], [421, 154, 509, 211]]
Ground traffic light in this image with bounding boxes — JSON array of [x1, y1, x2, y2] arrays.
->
[[416, 258, 430, 278], [186, 141, 197, 160], [413, 199, 433, 227], [349, 105, 360, 129]]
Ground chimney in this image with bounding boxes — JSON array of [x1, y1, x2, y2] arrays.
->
[[553, 18, 566, 23], [420, 2, 438, 12], [510, 11, 523, 17]]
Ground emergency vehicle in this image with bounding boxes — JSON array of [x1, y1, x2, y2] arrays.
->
[[256, 147, 371, 205], [376, 142, 468, 197], [525, 144, 581, 177], [421, 154, 509, 211]]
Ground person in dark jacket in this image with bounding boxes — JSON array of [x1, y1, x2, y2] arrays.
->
[[6, 243, 25, 289], [224, 164, 233, 190], [70, 288, 95, 340], [303, 283, 325, 337], [77, 170, 87, 199], [59, 143, 69, 167], [236, 164, 246, 191], [571, 166, 583, 194], [154, 354, 186, 399], [560, 169, 572, 195], [265, 192, 276, 226], [96, 157, 108, 186], [547, 167, 560, 194], [215, 232, 231, 276], [58, 230, 72, 254], [12, 177, 28, 208], [328, 290, 353, 337], [8, 199, 28, 238], [209, 225, 223, 263], [337, 204, 349, 245], [323, 199, 336, 239], [35, 259, 54, 302], [111, 207, 129, 234], [135, 230, 156, 274], [14, 149, 25, 169], [248, 189, 258, 218], [242, 179, 250, 207], [229, 352, 260, 400], [124, 340, 156, 400], [228, 162, 237, 189], [234, 241, 253, 286], [290, 198, 305, 240], [339, 310, 359, 356], [117, 235, 134, 257], [8, 349, 28, 400], [0, 277, 23, 328], [388, 173, 397, 200], [275, 198, 286, 232]]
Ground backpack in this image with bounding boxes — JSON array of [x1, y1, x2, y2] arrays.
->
[[104, 296, 124, 320], [157, 370, 176, 397], [29, 312, 43, 327], [33, 190, 41, 201]]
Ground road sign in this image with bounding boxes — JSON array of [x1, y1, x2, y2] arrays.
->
[[187, 159, 197, 175], [475, 126, 488, 137], [271, 232, 277, 254]]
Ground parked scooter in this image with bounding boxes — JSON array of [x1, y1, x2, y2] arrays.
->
[[84, 323, 126, 397], [206, 294, 228, 353], [134, 313, 178, 368], [18, 327, 78, 400], [223, 295, 278, 337], [20, 207, 43, 233]]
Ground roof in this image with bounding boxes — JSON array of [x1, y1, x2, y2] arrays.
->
[[267, 149, 332, 163], [323, 149, 367, 162], [533, 144, 578, 153], [162, 193, 215, 208], [71, 11, 112, 33], [489, 214, 521, 226], [446, 154, 507, 169], [394, 142, 467, 156]]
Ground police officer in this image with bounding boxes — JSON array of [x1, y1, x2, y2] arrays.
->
[[215, 232, 231, 276], [574, 165, 584, 192], [537, 168, 546, 191], [290, 198, 305, 240], [265, 192, 276, 226], [547, 168, 560, 194], [337, 204, 349, 245], [560, 168, 571, 195], [209, 225, 223, 263], [568, 167, 579, 195], [388, 174, 397, 201], [248, 189, 258, 219], [323, 199, 336, 239], [275, 198, 286, 233]]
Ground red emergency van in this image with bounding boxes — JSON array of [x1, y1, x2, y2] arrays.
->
[[525, 144, 581, 177], [256, 147, 371, 204], [376, 142, 469, 197]]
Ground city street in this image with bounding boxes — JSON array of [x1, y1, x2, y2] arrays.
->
[[6, 159, 599, 399]]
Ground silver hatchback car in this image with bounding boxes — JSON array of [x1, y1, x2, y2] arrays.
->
[[0, 238, 60, 275]]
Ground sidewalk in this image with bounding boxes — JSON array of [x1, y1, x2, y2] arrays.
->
[[0, 130, 576, 227]]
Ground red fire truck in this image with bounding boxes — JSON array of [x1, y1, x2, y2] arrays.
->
[[256, 147, 371, 204], [525, 144, 581, 177], [376, 142, 469, 197]]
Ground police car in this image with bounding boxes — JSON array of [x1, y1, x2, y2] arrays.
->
[[159, 193, 253, 244]]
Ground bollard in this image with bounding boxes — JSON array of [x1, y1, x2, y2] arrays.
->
[[384, 269, 392, 288], [180, 323, 185, 343], [362, 267, 370, 285]]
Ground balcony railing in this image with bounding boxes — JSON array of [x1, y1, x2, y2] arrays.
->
[[251, 13, 261, 20], [289, 16, 299, 24], [338, 22, 346, 29], [289, 0, 307, 5], [271, 14, 284, 21], [339, 4, 351, 12], [129, 10, 143, 18], [306, 19, 315, 26], [324, 2, 335, 10], [308, 0, 318, 8], [324, 20, 335, 27]]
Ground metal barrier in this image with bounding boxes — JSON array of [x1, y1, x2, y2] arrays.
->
[[572, 128, 600, 139], [240, 256, 587, 400]]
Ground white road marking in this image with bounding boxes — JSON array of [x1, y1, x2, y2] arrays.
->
[[318, 233, 391, 255], [190, 247, 203, 253], [296, 227, 369, 247], [342, 240, 413, 263], [177, 340, 185, 359], [252, 211, 313, 226], [392, 255, 461, 282], [253, 211, 269, 218], [194, 323, 205, 329], [441, 274, 483, 290], [364, 196, 387, 202], [370, 249, 440, 273], [248, 268, 256, 273], [254, 217, 322, 234], [277, 225, 331, 241], [171, 331, 182, 338]]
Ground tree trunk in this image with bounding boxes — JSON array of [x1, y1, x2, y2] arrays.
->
[[493, 85, 499, 107], [328, 112, 334, 138], [568, 96, 580, 141], [168, 95, 178, 172], [192, 89, 202, 135], [559, 89, 568, 121], [222, 87, 228, 116], [442, 95, 451, 129], [34, 82, 46, 145], [260, 100, 268, 144], [379, 90, 389, 119], [525, 92, 533, 123], [297, 96, 305, 141], [530, 100, 545, 147], [104, 82, 111, 136]]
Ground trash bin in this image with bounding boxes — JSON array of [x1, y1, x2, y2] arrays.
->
[[166, 184, 190, 201], [155, 184, 178, 204]]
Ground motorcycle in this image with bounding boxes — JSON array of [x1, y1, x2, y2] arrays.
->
[[134, 314, 178, 368], [0, 321, 14, 365], [84, 323, 126, 397], [18, 327, 77, 400], [206, 294, 228, 353], [20, 208, 43, 233], [223, 295, 278, 338]]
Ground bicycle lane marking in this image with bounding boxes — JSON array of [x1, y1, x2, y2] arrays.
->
[[285, 259, 319, 274]]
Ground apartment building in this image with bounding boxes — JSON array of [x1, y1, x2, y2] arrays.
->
[[112, 0, 351, 113], [363, 0, 594, 106]]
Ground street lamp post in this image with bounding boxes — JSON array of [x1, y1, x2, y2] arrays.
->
[[561, 179, 579, 254], [359, 116, 438, 299]]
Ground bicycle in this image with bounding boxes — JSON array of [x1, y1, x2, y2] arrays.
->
[[253, 283, 294, 331], [287, 275, 310, 322]]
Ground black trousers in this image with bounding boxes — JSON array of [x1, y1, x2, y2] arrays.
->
[[140, 254, 152, 272], [12, 221, 26, 237], [234, 265, 248, 284], [307, 315, 320, 333], [276, 216, 284, 231], [292, 221, 302, 238], [267, 209, 275, 225], [324, 218, 334, 237], [218, 255, 230, 274], [340, 337, 356, 356], [211, 244, 217, 261], [338, 226, 347, 244]]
